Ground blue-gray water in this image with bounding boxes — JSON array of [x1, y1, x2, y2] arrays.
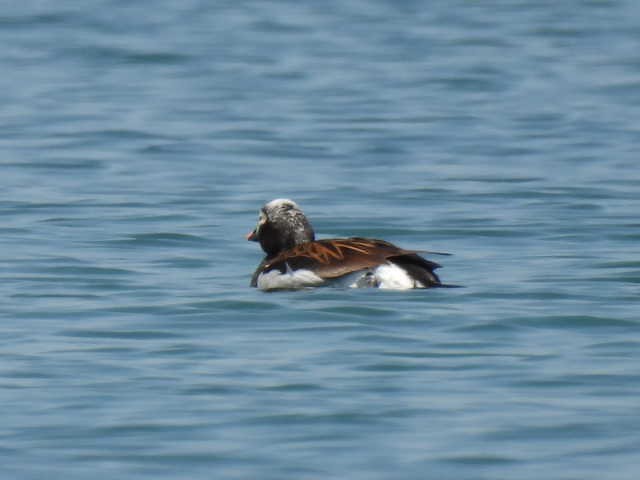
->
[[2, 1, 640, 479]]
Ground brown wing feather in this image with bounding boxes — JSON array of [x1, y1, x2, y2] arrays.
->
[[262, 238, 418, 279]]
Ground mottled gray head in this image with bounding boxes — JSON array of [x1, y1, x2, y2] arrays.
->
[[247, 199, 315, 257]]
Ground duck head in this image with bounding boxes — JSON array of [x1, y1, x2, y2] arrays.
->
[[247, 198, 315, 257]]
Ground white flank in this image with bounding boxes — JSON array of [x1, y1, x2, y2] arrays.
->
[[328, 263, 424, 290], [256, 263, 324, 291]]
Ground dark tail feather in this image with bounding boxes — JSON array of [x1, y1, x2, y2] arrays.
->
[[390, 254, 442, 288], [416, 250, 452, 256]]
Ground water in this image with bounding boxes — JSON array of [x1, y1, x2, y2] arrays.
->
[[2, 1, 640, 478]]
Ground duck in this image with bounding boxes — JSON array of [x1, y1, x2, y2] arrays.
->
[[247, 198, 447, 291]]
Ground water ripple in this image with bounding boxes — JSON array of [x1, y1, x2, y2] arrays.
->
[[3, 1, 640, 479]]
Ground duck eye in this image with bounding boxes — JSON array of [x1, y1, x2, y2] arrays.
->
[[258, 212, 267, 224]]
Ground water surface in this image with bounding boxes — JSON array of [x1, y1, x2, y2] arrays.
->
[[2, 1, 640, 479]]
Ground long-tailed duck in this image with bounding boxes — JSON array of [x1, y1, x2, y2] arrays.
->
[[247, 199, 446, 291]]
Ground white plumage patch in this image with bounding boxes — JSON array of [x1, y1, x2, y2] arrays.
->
[[334, 263, 422, 290], [256, 263, 324, 291], [373, 263, 424, 289]]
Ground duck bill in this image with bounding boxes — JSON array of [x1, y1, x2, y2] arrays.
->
[[246, 229, 258, 241]]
